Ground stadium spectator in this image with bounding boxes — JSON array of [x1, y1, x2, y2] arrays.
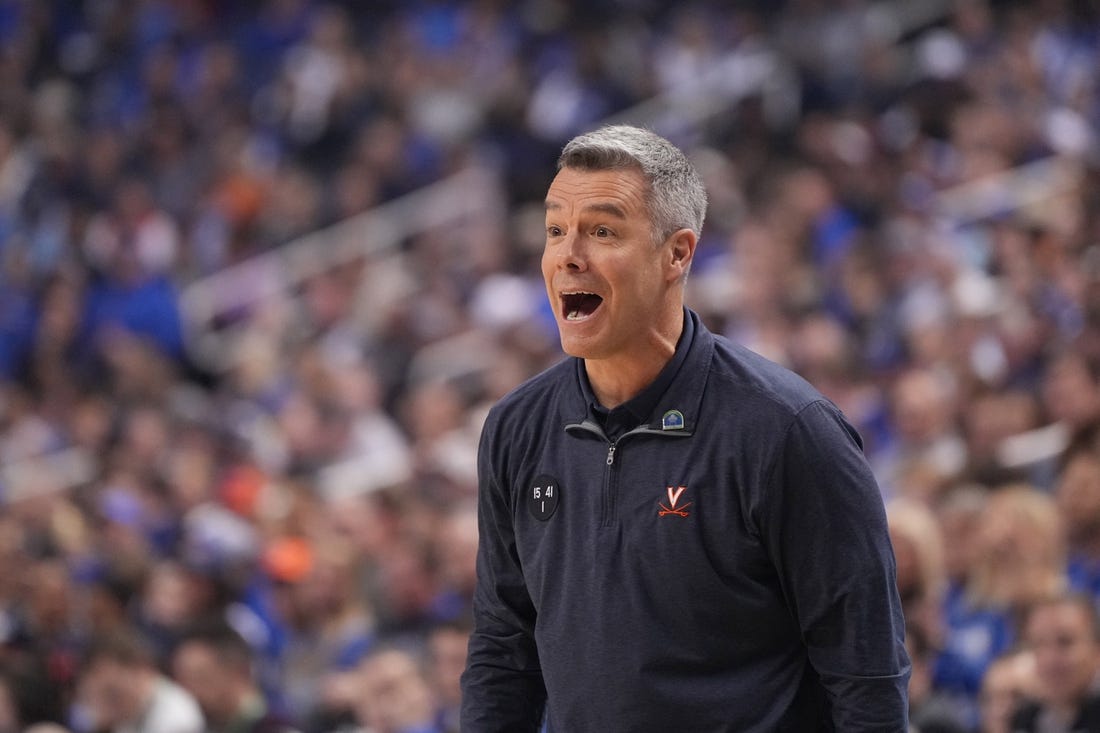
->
[[906, 623, 968, 733], [262, 535, 374, 730], [0, 652, 68, 730], [1042, 351, 1100, 436], [978, 649, 1038, 733], [1056, 419, 1100, 603], [425, 621, 468, 733], [888, 497, 948, 649], [346, 646, 442, 733], [171, 622, 300, 733], [876, 367, 968, 501], [74, 630, 203, 733], [1010, 592, 1100, 731], [935, 485, 1066, 723]]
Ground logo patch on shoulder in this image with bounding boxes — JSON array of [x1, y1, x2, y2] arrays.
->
[[661, 410, 685, 430], [529, 474, 560, 521]]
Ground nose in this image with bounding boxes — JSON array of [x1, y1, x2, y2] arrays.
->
[[557, 231, 587, 272]]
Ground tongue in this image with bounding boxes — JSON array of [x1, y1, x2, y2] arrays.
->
[[565, 294, 602, 319]]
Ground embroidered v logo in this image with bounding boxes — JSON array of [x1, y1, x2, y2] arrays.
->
[[666, 486, 686, 508], [659, 486, 691, 518]]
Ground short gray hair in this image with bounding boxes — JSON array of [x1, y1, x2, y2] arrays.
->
[[557, 125, 707, 243]]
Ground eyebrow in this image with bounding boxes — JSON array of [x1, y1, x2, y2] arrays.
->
[[544, 200, 628, 220]]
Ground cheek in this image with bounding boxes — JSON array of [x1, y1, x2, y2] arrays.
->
[[541, 251, 558, 288], [1078, 479, 1100, 508], [610, 258, 659, 302]]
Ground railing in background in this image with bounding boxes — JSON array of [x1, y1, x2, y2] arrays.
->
[[5, 0, 992, 502], [178, 0, 964, 375], [179, 165, 504, 373]]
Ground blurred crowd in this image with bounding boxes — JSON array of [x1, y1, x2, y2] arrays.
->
[[1, 0, 1100, 731]]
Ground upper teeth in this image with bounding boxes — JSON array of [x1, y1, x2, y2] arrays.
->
[[563, 292, 595, 321]]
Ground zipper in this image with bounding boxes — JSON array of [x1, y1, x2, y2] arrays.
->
[[565, 419, 691, 528], [602, 439, 619, 527]]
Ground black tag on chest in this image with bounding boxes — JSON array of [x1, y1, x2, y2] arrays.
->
[[528, 474, 560, 521]]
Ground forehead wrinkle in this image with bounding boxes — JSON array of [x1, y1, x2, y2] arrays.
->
[[544, 198, 628, 220], [545, 168, 647, 219], [584, 201, 627, 219]]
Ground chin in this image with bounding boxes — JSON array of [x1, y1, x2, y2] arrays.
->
[[557, 332, 600, 360], [558, 339, 589, 359]]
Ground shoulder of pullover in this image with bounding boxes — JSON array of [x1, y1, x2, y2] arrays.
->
[[706, 333, 831, 420]]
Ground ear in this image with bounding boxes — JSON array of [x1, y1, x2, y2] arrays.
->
[[666, 229, 698, 283]]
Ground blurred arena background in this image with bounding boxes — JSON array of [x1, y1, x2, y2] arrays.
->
[[0, 1, 1099, 731]]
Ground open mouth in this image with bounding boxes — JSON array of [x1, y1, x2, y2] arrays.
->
[[561, 291, 604, 321]]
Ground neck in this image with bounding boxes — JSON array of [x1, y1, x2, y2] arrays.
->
[[584, 307, 683, 408], [1047, 669, 1100, 722]]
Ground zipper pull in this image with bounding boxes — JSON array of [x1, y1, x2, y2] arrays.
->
[[606, 444, 616, 466]]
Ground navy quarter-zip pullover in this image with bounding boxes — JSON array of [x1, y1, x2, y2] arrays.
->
[[461, 309, 910, 731]]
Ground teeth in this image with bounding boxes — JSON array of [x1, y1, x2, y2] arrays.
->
[[561, 290, 598, 322]]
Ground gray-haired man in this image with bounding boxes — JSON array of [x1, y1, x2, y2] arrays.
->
[[461, 125, 910, 731]]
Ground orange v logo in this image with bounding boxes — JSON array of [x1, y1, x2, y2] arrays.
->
[[666, 485, 686, 508], [659, 486, 691, 517]]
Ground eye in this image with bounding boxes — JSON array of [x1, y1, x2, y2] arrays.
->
[[547, 225, 563, 237], [594, 226, 611, 238]]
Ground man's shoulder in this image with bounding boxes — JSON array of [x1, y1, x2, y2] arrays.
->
[[705, 331, 826, 415]]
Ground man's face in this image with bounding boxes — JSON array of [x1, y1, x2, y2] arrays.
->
[[979, 653, 1037, 733], [358, 650, 436, 733], [78, 659, 144, 727], [172, 641, 235, 722], [542, 166, 677, 361], [1026, 601, 1100, 708], [1056, 454, 1100, 543], [429, 627, 469, 706]]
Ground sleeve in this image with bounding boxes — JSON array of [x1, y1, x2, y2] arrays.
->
[[761, 400, 911, 731], [460, 410, 547, 732]]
